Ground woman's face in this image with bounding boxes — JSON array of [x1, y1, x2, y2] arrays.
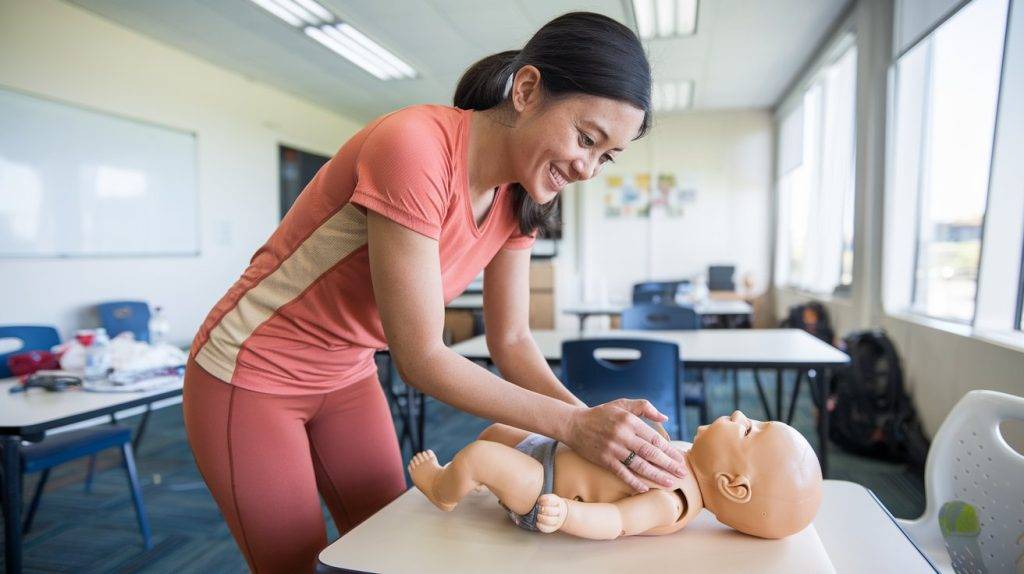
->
[[508, 69, 646, 205]]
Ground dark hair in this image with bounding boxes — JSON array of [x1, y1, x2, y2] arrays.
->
[[453, 12, 652, 236]]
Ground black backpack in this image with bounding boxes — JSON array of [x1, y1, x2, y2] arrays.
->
[[828, 329, 930, 472]]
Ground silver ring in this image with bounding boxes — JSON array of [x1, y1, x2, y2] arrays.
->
[[621, 451, 637, 467]]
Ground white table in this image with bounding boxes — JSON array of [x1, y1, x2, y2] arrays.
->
[[0, 376, 183, 574], [450, 329, 850, 476], [446, 294, 484, 311], [316, 480, 936, 573], [563, 300, 754, 332]]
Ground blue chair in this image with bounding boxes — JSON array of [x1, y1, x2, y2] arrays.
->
[[561, 339, 685, 439], [97, 301, 151, 342], [11, 426, 152, 548], [0, 325, 152, 548], [621, 304, 700, 330], [631, 282, 677, 305], [0, 326, 61, 378], [620, 304, 709, 425]]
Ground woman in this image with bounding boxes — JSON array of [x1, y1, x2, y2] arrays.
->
[[183, 11, 686, 572]]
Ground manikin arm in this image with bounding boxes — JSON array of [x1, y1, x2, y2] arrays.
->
[[539, 489, 683, 540]]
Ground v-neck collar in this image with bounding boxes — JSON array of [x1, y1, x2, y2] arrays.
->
[[462, 109, 503, 238]]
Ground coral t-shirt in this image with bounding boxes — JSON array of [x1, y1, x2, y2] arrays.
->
[[190, 105, 534, 395]]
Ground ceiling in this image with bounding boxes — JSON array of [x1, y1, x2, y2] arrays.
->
[[65, 0, 850, 122]]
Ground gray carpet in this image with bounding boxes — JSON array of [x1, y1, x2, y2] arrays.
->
[[1, 368, 925, 573]]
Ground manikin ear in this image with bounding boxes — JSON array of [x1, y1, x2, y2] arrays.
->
[[511, 65, 542, 113], [715, 472, 752, 504]]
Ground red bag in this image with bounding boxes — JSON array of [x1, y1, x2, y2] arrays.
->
[[7, 350, 60, 377]]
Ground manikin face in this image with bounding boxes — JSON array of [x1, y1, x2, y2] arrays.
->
[[688, 411, 823, 539], [505, 66, 646, 206]]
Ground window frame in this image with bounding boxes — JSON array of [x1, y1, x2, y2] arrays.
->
[[893, 0, 1009, 325], [775, 38, 859, 296]]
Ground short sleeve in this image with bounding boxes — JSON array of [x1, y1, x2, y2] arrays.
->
[[503, 229, 537, 250], [350, 110, 455, 240]]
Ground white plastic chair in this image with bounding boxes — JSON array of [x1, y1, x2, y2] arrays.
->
[[896, 390, 1024, 573]]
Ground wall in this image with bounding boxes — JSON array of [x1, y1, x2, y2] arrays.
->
[[774, 0, 1024, 441], [560, 110, 773, 323], [0, 0, 363, 345]]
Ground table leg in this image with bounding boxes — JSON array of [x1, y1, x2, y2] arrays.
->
[[752, 370, 772, 420], [817, 368, 830, 477], [731, 369, 739, 410], [785, 370, 805, 425], [2, 435, 23, 574], [405, 384, 421, 454], [775, 369, 784, 422], [417, 391, 426, 452], [132, 404, 152, 452]]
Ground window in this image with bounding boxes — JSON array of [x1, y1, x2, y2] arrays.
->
[[891, 0, 1009, 323], [775, 41, 858, 294]]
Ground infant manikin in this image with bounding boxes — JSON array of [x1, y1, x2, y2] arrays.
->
[[409, 410, 822, 540]]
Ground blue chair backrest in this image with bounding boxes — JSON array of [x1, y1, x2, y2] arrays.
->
[[97, 301, 151, 342], [0, 325, 61, 378], [621, 304, 700, 331], [632, 281, 677, 304], [561, 339, 683, 439]]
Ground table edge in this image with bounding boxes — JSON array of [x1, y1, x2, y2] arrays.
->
[[0, 387, 183, 436], [317, 481, 933, 573]]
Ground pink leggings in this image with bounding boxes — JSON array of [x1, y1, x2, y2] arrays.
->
[[182, 358, 406, 573]]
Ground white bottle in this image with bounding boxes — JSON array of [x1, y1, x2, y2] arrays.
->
[[84, 328, 111, 380], [148, 305, 170, 346]]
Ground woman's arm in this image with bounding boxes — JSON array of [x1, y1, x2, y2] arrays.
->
[[367, 212, 685, 491], [482, 247, 584, 407]]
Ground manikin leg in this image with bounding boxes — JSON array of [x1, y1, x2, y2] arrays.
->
[[409, 440, 544, 516]]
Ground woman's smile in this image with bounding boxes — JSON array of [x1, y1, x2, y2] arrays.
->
[[547, 163, 570, 191]]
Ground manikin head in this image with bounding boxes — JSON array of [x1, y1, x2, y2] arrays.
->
[[687, 411, 822, 539]]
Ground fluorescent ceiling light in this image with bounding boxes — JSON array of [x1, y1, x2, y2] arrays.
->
[[335, 24, 416, 79], [676, 0, 697, 35], [248, 0, 417, 81], [249, 0, 303, 27], [652, 80, 694, 111], [633, 0, 698, 39], [634, 0, 655, 39], [305, 27, 390, 80]]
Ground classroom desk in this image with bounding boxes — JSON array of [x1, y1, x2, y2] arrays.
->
[[316, 479, 936, 573], [0, 377, 183, 574], [563, 300, 754, 333], [450, 329, 849, 476], [447, 294, 484, 311]]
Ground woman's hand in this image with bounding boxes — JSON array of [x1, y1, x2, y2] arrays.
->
[[563, 399, 688, 493]]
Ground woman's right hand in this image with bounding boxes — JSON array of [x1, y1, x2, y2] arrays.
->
[[563, 399, 688, 493]]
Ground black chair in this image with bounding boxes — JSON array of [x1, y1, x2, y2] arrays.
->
[[9, 426, 152, 548], [707, 266, 736, 292], [562, 339, 684, 439]]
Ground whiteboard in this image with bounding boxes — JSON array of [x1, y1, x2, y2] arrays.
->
[[0, 87, 198, 257]]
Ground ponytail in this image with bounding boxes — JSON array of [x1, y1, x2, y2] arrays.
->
[[454, 50, 559, 237], [453, 13, 650, 238]]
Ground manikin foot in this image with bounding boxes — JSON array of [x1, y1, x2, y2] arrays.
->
[[408, 450, 456, 511], [534, 493, 569, 534]]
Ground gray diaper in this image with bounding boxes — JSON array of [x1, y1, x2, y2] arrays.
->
[[501, 434, 557, 532]]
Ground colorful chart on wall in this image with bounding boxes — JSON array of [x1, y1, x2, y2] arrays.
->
[[603, 172, 696, 219]]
